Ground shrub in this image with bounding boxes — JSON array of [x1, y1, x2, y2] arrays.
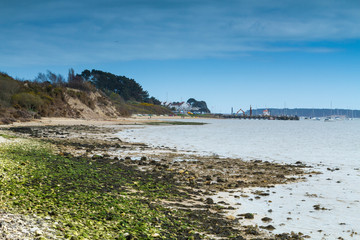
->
[[0, 73, 20, 106], [11, 92, 44, 111], [108, 92, 125, 104], [140, 102, 154, 107], [67, 69, 95, 92]]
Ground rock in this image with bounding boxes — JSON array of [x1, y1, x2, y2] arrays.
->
[[92, 155, 103, 159], [226, 215, 236, 221], [260, 225, 276, 231], [313, 204, 328, 210], [245, 226, 259, 235], [236, 180, 245, 185], [254, 190, 270, 196], [243, 213, 254, 219], [261, 217, 272, 222], [217, 177, 225, 183], [233, 236, 245, 240], [30, 227, 39, 232], [205, 175, 212, 181], [205, 198, 214, 204]]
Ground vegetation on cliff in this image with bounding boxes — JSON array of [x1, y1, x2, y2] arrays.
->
[[0, 70, 171, 124]]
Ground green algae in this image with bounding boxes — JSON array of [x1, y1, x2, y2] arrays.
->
[[0, 141, 202, 239]]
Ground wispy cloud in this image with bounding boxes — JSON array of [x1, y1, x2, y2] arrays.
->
[[1, 0, 360, 67]]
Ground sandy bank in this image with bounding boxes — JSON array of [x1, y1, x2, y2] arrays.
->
[[0, 115, 198, 128]]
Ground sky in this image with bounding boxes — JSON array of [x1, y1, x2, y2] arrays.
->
[[1, 0, 360, 113]]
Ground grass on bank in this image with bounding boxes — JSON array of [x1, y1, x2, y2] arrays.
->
[[0, 132, 17, 139], [0, 139, 203, 239]]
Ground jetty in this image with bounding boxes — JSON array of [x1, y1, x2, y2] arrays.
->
[[220, 114, 299, 120], [217, 106, 299, 120]]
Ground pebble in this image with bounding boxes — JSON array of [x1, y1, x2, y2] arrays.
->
[[0, 211, 58, 239]]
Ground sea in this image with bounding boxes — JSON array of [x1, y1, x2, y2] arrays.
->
[[116, 118, 360, 239]]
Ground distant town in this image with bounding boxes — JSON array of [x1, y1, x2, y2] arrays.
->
[[162, 99, 359, 119]]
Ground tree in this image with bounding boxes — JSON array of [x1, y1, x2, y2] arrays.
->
[[34, 71, 65, 86], [68, 68, 75, 83], [81, 69, 150, 102], [34, 73, 47, 83]]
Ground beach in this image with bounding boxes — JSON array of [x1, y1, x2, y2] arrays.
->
[[117, 118, 360, 239], [1, 117, 316, 239]]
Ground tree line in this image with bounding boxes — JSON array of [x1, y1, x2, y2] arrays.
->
[[32, 69, 161, 105]]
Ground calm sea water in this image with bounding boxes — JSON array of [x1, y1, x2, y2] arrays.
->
[[117, 118, 360, 239]]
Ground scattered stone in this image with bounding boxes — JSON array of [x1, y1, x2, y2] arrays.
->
[[313, 204, 328, 210], [205, 198, 214, 204], [243, 213, 254, 219], [226, 215, 236, 221], [253, 190, 270, 196], [217, 201, 229, 205], [232, 236, 245, 240], [217, 177, 225, 183], [0, 212, 57, 239], [261, 217, 272, 222], [260, 225, 276, 231], [245, 226, 259, 235]]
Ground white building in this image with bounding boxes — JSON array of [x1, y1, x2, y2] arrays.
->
[[163, 101, 200, 113]]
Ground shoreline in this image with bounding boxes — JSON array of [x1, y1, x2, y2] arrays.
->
[[0, 117, 310, 239], [0, 115, 201, 127]]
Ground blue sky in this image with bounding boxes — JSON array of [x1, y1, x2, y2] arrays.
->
[[1, 0, 360, 113]]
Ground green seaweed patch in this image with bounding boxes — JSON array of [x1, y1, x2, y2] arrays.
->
[[0, 133, 17, 139], [145, 121, 206, 126], [0, 142, 204, 239]]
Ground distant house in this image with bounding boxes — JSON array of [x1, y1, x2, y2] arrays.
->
[[263, 109, 270, 116], [163, 98, 210, 114], [163, 102, 191, 113]]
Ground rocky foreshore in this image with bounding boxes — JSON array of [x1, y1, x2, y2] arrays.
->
[[0, 121, 312, 239]]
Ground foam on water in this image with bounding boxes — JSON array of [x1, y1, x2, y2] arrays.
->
[[117, 118, 360, 239]]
